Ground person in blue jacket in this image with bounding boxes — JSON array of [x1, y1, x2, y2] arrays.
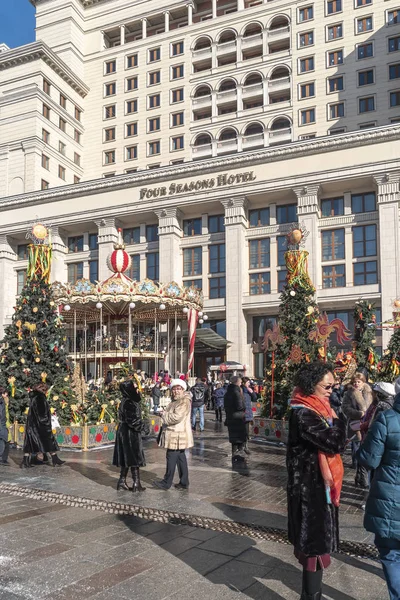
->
[[357, 392, 400, 600]]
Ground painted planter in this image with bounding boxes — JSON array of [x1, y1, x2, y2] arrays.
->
[[250, 417, 289, 444], [13, 416, 162, 451], [251, 401, 263, 417]]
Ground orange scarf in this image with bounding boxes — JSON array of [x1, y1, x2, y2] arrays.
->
[[291, 389, 344, 507]]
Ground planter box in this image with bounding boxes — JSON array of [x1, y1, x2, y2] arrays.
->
[[251, 401, 263, 417], [13, 416, 163, 451], [250, 417, 288, 444]]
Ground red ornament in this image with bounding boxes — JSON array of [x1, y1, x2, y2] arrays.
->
[[154, 425, 159, 433], [95, 433, 102, 442], [106, 229, 131, 274], [71, 435, 79, 444]]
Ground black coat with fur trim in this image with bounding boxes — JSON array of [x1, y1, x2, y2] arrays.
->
[[23, 391, 59, 454], [224, 384, 246, 444], [112, 381, 146, 468], [287, 407, 347, 557]]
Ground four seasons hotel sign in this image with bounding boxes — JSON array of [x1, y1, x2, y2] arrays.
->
[[139, 170, 256, 200]]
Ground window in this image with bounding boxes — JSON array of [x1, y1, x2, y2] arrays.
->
[[250, 272, 271, 295], [357, 16, 373, 33], [42, 129, 50, 144], [41, 179, 49, 190], [74, 152, 81, 166], [172, 41, 184, 56], [329, 102, 345, 119], [148, 140, 160, 156], [300, 108, 316, 124], [149, 94, 160, 108], [146, 224, 159, 242], [148, 164, 160, 170], [299, 56, 314, 72], [359, 96, 375, 113], [322, 229, 345, 260], [171, 136, 184, 151], [299, 31, 314, 47], [208, 215, 225, 233], [43, 79, 51, 95], [74, 107, 81, 122], [126, 145, 137, 160], [104, 150, 116, 165], [126, 122, 138, 137], [105, 82, 116, 96], [278, 269, 287, 291], [322, 265, 345, 288], [104, 127, 115, 142], [321, 197, 344, 217], [300, 82, 315, 98], [74, 175, 80, 184], [209, 276, 226, 299], [58, 141, 66, 156], [356, 0, 372, 5], [299, 6, 313, 22], [126, 99, 138, 114], [327, 23, 343, 40], [328, 76, 344, 92], [183, 279, 202, 291], [352, 192, 376, 213], [17, 244, 29, 259], [389, 36, 400, 53], [183, 247, 202, 276], [354, 261, 378, 285], [89, 233, 98, 250], [147, 252, 159, 281], [89, 260, 98, 283], [209, 244, 225, 273], [327, 0, 342, 14], [74, 129, 81, 143], [329, 127, 346, 135], [149, 47, 161, 62], [353, 224, 377, 257], [389, 64, 400, 80], [43, 104, 50, 119], [183, 218, 202, 237], [171, 112, 184, 127], [126, 76, 138, 91], [127, 54, 138, 69], [123, 227, 140, 245], [328, 50, 343, 66], [129, 254, 140, 280], [249, 208, 270, 227], [60, 94, 67, 109], [250, 238, 270, 269], [277, 204, 297, 224], [17, 270, 27, 294], [103, 172, 116, 178], [59, 118, 66, 132], [149, 71, 160, 85], [171, 88, 184, 103], [41, 154, 49, 170], [277, 236, 287, 265], [358, 69, 374, 86], [105, 60, 116, 74], [358, 42, 373, 59], [171, 65, 184, 79], [104, 104, 116, 119], [148, 117, 160, 133], [388, 10, 400, 25], [67, 262, 83, 283], [390, 91, 400, 107], [359, 122, 375, 130], [68, 235, 84, 253], [58, 165, 66, 180]]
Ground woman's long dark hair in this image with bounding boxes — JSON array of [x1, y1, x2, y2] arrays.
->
[[293, 362, 334, 396]]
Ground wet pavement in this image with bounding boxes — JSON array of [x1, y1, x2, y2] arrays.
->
[[0, 413, 387, 599]]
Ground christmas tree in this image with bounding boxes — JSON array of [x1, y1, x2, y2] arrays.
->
[[353, 300, 378, 378], [0, 225, 77, 424], [377, 302, 400, 382]]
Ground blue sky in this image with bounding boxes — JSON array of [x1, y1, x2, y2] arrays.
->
[[0, 1, 36, 49]]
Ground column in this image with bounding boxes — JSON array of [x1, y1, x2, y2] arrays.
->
[[120, 24, 125, 45], [142, 18, 147, 39], [237, 134, 243, 153], [212, 0, 217, 18], [293, 185, 320, 289], [237, 0, 245, 9], [237, 85, 243, 114], [154, 208, 183, 282], [221, 197, 249, 364], [211, 90, 218, 120], [263, 77, 269, 110], [164, 11, 170, 33], [211, 42, 218, 70], [49, 225, 67, 283], [95, 217, 118, 281], [100, 30, 105, 50], [374, 172, 400, 348], [236, 35, 242, 63], [187, 2, 193, 26], [0, 235, 16, 338], [262, 28, 268, 57], [0, 147, 9, 197]]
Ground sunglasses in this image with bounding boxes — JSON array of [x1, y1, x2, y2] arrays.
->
[[318, 383, 334, 390]]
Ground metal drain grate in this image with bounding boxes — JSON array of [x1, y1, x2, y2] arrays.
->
[[0, 483, 379, 561]]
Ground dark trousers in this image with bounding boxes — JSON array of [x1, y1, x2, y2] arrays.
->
[[163, 449, 189, 488], [375, 535, 400, 600], [0, 439, 9, 463], [215, 407, 222, 422]]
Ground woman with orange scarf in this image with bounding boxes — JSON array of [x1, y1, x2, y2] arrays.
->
[[287, 363, 347, 600]]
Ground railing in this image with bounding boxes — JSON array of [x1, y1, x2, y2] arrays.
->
[[242, 33, 263, 49], [216, 40, 237, 55], [66, 334, 159, 355], [192, 46, 212, 60], [268, 76, 290, 91], [192, 94, 212, 108], [242, 83, 263, 99], [217, 138, 238, 153], [192, 143, 213, 158], [268, 25, 290, 38], [242, 133, 264, 150], [269, 128, 292, 143], [216, 88, 237, 103]]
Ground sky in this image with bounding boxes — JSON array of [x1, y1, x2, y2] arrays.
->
[[0, 0, 36, 49]]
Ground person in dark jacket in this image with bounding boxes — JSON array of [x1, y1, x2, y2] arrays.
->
[[21, 383, 65, 468], [113, 380, 146, 492], [151, 382, 161, 413], [0, 386, 10, 465], [242, 377, 257, 456], [287, 363, 347, 600], [224, 375, 246, 461], [191, 378, 207, 432], [329, 380, 344, 413], [213, 383, 225, 422], [357, 393, 400, 600]]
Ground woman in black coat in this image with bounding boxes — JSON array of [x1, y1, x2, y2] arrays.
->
[[224, 375, 246, 461], [22, 383, 65, 468], [287, 363, 347, 600], [113, 380, 146, 492]]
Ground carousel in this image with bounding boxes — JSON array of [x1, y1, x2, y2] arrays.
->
[[52, 230, 207, 380]]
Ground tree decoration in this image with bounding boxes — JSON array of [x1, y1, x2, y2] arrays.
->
[[353, 300, 378, 376], [288, 344, 303, 364], [262, 323, 285, 417]]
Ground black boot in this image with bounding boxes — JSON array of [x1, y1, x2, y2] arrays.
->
[[51, 454, 65, 467], [131, 467, 146, 492], [300, 568, 322, 600], [243, 442, 251, 456], [20, 455, 32, 469], [117, 467, 129, 491], [300, 593, 322, 600]]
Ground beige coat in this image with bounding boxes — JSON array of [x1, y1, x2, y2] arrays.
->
[[160, 392, 194, 450], [342, 383, 373, 440]]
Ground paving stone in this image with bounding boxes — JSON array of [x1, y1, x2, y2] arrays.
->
[[158, 534, 203, 556], [206, 558, 274, 591], [196, 532, 256, 557], [175, 547, 233, 575]]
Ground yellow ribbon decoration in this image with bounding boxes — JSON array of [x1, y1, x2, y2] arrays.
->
[[8, 377, 16, 398]]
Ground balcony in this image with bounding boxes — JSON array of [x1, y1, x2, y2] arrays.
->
[[216, 88, 237, 104], [242, 33, 263, 50], [269, 128, 292, 145], [217, 138, 238, 154], [242, 133, 264, 150], [242, 83, 263, 100], [268, 25, 290, 41], [192, 143, 213, 159], [192, 94, 212, 109], [192, 46, 212, 61], [269, 76, 290, 92], [216, 40, 237, 56]]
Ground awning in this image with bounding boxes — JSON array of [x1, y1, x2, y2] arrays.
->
[[194, 328, 231, 352]]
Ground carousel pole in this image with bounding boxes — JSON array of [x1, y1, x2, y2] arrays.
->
[[174, 310, 177, 376], [167, 316, 170, 374], [128, 304, 132, 366], [94, 313, 97, 380], [84, 313, 87, 379], [154, 308, 158, 378], [180, 317, 184, 374], [73, 309, 77, 364]]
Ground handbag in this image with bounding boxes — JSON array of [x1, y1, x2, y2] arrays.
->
[[349, 419, 361, 432], [156, 426, 164, 447]]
